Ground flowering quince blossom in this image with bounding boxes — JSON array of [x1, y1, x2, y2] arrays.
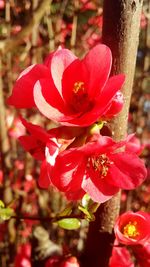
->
[[7, 45, 125, 126], [18, 117, 60, 188], [109, 246, 134, 267], [114, 211, 150, 246], [132, 242, 150, 267], [18, 117, 84, 188], [47, 134, 147, 203]]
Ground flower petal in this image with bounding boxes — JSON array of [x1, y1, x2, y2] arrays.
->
[[50, 48, 77, 97], [83, 44, 112, 97], [20, 117, 50, 142], [50, 150, 85, 191], [7, 64, 50, 108], [82, 174, 119, 203], [38, 160, 52, 188], [19, 135, 45, 160], [108, 152, 147, 189], [64, 74, 125, 126], [33, 80, 74, 122]]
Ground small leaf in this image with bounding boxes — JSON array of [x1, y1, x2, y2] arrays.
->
[[57, 218, 81, 230], [0, 200, 5, 208], [82, 194, 91, 208], [78, 206, 95, 221], [0, 207, 14, 221], [58, 203, 72, 217]]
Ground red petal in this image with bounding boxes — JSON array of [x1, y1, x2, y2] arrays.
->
[[38, 160, 52, 188], [108, 152, 147, 189], [83, 44, 112, 97], [50, 48, 77, 96], [65, 74, 125, 126], [82, 174, 118, 203], [50, 150, 85, 191], [103, 91, 123, 118], [33, 80, 74, 122], [62, 59, 89, 103], [19, 136, 45, 160], [20, 117, 49, 143], [7, 64, 50, 108]]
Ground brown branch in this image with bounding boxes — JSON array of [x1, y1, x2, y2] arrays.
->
[[81, 1, 143, 267], [0, 0, 51, 54]]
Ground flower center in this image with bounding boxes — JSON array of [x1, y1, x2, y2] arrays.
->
[[73, 81, 85, 94], [123, 221, 139, 238], [71, 81, 93, 113], [89, 154, 112, 178]]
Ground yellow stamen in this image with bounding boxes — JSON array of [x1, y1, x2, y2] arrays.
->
[[73, 81, 85, 93], [90, 154, 113, 178], [123, 221, 139, 238]]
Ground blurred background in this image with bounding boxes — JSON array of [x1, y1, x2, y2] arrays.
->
[[0, 0, 150, 266]]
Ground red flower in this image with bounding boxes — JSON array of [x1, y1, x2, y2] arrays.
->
[[8, 45, 125, 126], [132, 242, 150, 267], [49, 134, 147, 203], [126, 134, 145, 155], [114, 211, 150, 246], [14, 243, 31, 267], [45, 256, 61, 267], [109, 246, 134, 267], [18, 117, 60, 188], [18, 117, 83, 188], [60, 257, 80, 267]]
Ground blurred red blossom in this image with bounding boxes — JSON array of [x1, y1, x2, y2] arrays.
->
[[60, 257, 80, 267], [8, 117, 26, 138], [114, 211, 150, 245], [45, 256, 80, 267], [14, 243, 31, 267], [109, 245, 134, 267], [132, 242, 150, 267]]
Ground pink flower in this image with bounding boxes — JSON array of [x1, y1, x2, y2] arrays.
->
[[8, 45, 125, 126], [49, 135, 147, 203], [109, 246, 134, 267], [114, 211, 150, 246]]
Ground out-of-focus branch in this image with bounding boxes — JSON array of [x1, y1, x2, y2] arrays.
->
[[0, 0, 51, 54], [0, 58, 11, 169]]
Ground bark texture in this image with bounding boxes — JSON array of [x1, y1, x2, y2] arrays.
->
[[81, 1, 143, 267]]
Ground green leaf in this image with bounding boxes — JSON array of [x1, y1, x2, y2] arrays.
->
[[57, 218, 81, 230], [78, 206, 95, 221], [0, 207, 14, 221]]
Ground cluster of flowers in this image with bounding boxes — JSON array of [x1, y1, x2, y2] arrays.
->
[[8, 44, 147, 204]]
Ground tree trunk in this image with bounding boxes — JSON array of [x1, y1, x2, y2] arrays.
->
[[81, 1, 143, 267]]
